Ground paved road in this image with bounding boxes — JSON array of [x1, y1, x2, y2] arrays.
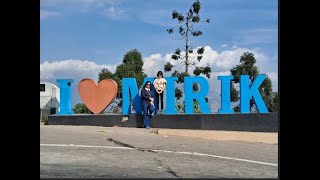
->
[[40, 125, 278, 178]]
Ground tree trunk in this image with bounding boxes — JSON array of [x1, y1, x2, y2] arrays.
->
[[185, 19, 189, 74]]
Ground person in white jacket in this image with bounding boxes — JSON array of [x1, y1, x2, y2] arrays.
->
[[153, 71, 167, 114]]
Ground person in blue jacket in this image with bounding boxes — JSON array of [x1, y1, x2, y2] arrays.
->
[[141, 81, 155, 128]]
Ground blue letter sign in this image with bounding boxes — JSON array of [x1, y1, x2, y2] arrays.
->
[[218, 76, 234, 114], [240, 74, 268, 113], [122, 78, 142, 115], [163, 77, 179, 114], [58, 75, 269, 115], [184, 76, 210, 114], [56, 79, 74, 115]]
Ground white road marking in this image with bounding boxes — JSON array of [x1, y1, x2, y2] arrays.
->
[[40, 143, 278, 167], [41, 143, 134, 150]]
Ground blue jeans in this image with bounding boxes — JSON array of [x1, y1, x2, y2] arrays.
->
[[142, 102, 155, 128]]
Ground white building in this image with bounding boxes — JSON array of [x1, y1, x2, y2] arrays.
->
[[40, 82, 60, 117]]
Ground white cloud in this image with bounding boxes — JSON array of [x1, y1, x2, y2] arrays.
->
[[41, 0, 121, 6], [101, 5, 126, 20], [40, 59, 117, 82], [232, 43, 238, 49], [234, 28, 278, 46], [221, 44, 228, 48], [142, 54, 164, 77], [142, 45, 278, 112], [79, 0, 121, 4], [139, 10, 176, 27], [40, 0, 64, 6], [40, 10, 60, 20], [40, 0, 126, 20]]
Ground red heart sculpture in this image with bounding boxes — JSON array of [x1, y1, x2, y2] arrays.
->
[[78, 78, 118, 114]]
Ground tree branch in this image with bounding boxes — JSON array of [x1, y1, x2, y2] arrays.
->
[[189, 24, 195, 31], [200, 19, 210, 23], [168, 25, 186, 29], [190, 62, 197, 67], [172, 35, 186, 40], [173, 61, 186, 68]]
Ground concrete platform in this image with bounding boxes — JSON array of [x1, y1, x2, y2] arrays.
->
[[156, 129, 278, 144], [48, 112, 278, 132]]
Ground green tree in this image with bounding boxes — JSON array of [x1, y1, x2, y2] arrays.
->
[[72, 103, 92, 114], [165, 0, 211, 112], [98, 68, 113, 80], [98, 49, 147, 112], [230, 52, 278, 112], [270, 92, 278, 112], [176, 98, 208, 113]]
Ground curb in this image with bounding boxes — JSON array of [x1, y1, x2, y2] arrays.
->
[[156, 129, 278, 144]]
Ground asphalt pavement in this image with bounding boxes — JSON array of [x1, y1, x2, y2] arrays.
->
[[40, 124, 278, 178]]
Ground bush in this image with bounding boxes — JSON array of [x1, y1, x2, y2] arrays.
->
[[41, 115, 48, 125], [72, 103, 92, 114]]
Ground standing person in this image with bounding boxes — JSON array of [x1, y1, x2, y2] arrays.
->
[[153, 71, 167, 114], [141, 81, 155, 128]]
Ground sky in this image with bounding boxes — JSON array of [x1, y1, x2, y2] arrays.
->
[[40, 0, 278, 112]]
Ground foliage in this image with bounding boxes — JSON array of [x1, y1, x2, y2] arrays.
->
[[175, 99, 208, 113], [270, 92, 278, 112], [230, 52, 278, 112], [72, 103, 92, 114], [41, 115, 48, 125]]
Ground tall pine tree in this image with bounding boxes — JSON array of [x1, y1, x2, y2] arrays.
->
[[164, 0, 211, 112]]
